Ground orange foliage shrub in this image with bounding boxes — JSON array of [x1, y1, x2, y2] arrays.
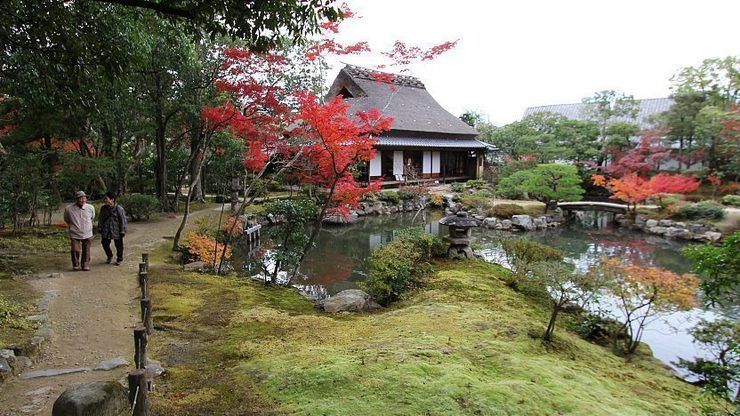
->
[[183, 231, 232, 266], [222, 215, 245, 238], [598, 258, 698, 354]]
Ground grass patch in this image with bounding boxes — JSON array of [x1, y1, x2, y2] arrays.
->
[[0, 228, 68, 277], [149, 254, 726, 415], [0, 279, 39, 347]]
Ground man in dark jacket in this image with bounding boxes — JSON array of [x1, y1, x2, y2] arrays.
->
[[98, 191, 128, 265]]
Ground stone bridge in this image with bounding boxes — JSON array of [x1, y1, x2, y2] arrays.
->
[[557, 201, 628, 214]]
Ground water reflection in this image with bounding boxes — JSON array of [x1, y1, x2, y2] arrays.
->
[[234, 209, 736, 375]]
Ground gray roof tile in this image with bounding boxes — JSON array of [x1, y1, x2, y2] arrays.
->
[[523, 97, 675, 128], [377, 136, 489, 149]]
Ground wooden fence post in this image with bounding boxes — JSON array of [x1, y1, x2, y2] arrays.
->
[[133, 325, 147, 369], [128, 369, 150, 415], [140, 298, 153, 335], [138, 263, 148, 299], [141, 253, 149, 271]]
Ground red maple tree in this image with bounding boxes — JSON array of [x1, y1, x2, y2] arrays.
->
[[201, 7, 457, 274], [604, 129, 673, 177], [592, 172, 700, 213]]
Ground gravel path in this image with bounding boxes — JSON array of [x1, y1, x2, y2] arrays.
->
[[0, 206, 216, 415]]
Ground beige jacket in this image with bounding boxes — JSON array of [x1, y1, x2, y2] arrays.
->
[[64, 203, 96, 239]]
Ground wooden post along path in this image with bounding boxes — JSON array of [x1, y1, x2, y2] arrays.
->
[[133, 325, 147, 369], [128, 369, 150, 416], [138, 262, 148, 299], [140, 298, 153, 334]]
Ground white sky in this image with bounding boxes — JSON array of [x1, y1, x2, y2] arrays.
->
[[326, 0, 740, 126]]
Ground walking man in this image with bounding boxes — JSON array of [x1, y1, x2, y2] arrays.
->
[[98, 191, 127, 265], [63, 191, 96, 271]]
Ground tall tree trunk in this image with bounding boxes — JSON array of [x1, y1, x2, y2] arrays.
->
[[154, 117, 169, 211], [287, 179, 339, 284]]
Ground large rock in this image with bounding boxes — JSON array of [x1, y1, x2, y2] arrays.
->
[[511, 215, 534, 231], [52, 381, 128, 416], [0, 349, 16, 367], [94, 357, 128, 371], [0, 357, 11, 381], [316, 290, 381, 313], [677, 229, 695, 240], [183, 261, 207, 272], [658, 219, 674, 227], [702, 231, 723, 243], [323, 212, 358, 225], [549, 208, 565, 222], [500, 220, 513, 230], [634, 215, 648, 226], [664, 227, 683, 238], [647, 226, 668, 236], [532, 216, 547, 230], [483, 217, 499, 229], [687, 223, 707, 234], [645, 219, 658, 228]]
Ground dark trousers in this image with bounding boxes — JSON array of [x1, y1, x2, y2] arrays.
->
[[70, 238, 91, 269], [102, 238, 124, 262]]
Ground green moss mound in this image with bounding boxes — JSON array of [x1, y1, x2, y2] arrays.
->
[[149, 258, 724, 415]]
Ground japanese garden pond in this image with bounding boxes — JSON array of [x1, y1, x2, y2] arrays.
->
[[233, 209, 737, 376]]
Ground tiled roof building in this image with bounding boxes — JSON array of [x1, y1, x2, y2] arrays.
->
[[327, 65, 487, 183], [523, 98, 675, 129]]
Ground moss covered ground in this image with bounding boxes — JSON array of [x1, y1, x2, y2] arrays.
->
[[0, 228, 68, 346], [148, 255, 725, 415]]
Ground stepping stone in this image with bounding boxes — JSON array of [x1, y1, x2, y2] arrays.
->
[[14, 272, 65, 281], [21, 367, 90, 379], [94, 356, 128, 371]]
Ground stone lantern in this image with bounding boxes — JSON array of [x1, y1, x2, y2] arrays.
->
[[439, 211, 480, 259]]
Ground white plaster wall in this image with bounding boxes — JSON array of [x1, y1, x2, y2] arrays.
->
[[432, 151, 440, 173], [393, 151, 404, 176], [423, 151, 432, 174], [369, 150, 382, 176]]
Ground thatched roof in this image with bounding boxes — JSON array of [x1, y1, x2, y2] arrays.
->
[[327, 65, 478, 137], [523, 98, 675, 129]]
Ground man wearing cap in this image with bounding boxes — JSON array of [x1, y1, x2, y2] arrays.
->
[[63, 191, 96, 271]]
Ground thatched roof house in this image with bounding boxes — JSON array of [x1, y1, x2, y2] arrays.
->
[[327, 65, 487, 184]]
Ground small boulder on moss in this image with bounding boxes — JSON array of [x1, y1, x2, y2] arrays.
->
[[316, 289, 381, 313]]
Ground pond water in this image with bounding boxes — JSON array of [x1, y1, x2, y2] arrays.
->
[[235, 210, 737, 375]]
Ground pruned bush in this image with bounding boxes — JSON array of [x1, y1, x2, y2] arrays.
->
[[118, 193, 159, 221], [429, 194, 445, 208], [361, 239, 420, 306], [679, 201, 726, 220], [377, 190, 400, 204], [466, 178, 488, 190], [500, 238, 563, 292], [722, 194, 740, 207], [460, 191, 493, 212], [450, 182, 465, 193], [397, 188, 417, 201], [396, 227, 447, 259], [489, 203, 525, 218], [360, 227, 445, 305]]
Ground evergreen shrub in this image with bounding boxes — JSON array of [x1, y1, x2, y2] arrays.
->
[[119, 193, 159, 221], [679, 201, 726, 220]]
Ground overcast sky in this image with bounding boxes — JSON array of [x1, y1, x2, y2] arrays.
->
[[325, 0, 740, 126]]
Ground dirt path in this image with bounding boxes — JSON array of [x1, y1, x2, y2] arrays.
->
[[0, 206, 218, 415]]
